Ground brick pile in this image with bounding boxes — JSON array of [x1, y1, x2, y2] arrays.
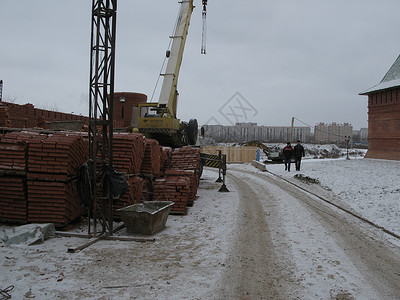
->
[[168, 146, 200, 207], [26, 132, 87, 226], [110, 133, 146, 220], [160, 146, 172, 174], [113, 176, 143, 218], [0, 131, 113, 226], [6, 104, 29, 128], [140, 139, 161, 176], [141, 146, 201, 214], [0, 133, 30, 172], [113, 133, 145, 175], [153, 176, 191, 214], [28, 133, 87, 179], [0, 105, 10, 127], [165, 169, 198, 206], [0, 128, 203, 224], [171, 146, 201, 172], [0, 131, 39, 223], [0, 176, 26, 222], [27, 180, 80, 225]]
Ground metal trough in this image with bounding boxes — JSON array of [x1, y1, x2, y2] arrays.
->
[[116, 201, 174, 235]]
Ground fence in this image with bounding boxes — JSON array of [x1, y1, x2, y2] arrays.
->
[[200, 146, 257, 163]]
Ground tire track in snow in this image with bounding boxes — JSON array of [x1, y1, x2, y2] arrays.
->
[[213, 172, 294, 300], [227, 166, 400, 299]]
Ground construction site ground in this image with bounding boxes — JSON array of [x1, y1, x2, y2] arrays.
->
[[1, 161, 400, 299]]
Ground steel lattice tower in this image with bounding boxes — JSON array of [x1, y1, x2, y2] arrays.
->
[[88, 0, 117, 236]]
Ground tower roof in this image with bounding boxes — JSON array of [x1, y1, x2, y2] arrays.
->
[[359, 54, 400, 95]]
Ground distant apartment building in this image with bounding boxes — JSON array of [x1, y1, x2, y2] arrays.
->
[[314, 122, 353, 145], [202, 123, 312, 143]]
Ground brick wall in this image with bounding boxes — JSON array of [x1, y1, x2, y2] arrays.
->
[[0, 101, 88, 129], [366, 88, 400, 160], [0, 93, 148, 130]]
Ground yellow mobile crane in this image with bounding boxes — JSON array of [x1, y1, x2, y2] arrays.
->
[[137, 0, 207, 147]]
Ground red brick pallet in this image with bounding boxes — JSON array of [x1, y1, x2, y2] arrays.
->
[[0, 176, 27, 223], [0, 105, 11, 127], [153, 176, 190, 215], [171, 146, 200, 172], [140, 139, 161, 176], [28, 133, 87, 176], [113, 133, 145, 175], [0, 142, 27, 171], [113, 176, 143, 219], [27, 180, 81, 227], [0, 131, 87, 227], [160, 146, 172, 174], [165, 169, 198, 206], [0, 131, 41, 171]]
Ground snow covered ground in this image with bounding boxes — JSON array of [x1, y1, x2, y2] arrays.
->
[[1, 147, 400, 299], [265, 156, 400, 241]]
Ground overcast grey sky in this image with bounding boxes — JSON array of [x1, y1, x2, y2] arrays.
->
[[1, 0, 400, 130]]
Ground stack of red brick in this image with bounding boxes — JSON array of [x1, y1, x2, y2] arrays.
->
[[0, 131, 88, 227], [0, 131, 39, 223], [171, 146, 201, 171], [0, 128, 202, 225], [0, 131, 35, 172], [149, 146, 201, 214], [153, 176, 191, 214], [4, 104, 29, 128], [140, 139, 161, 176], [27, 133, 87, 225], [170, 146, 200, 206], [160, 146, 172, 175], [0, 177, 26, 222], [0, 105, 11, 127], [113, 176, 143, 218], [165, 169, 198, 206], [111, 133, 145, 215], [113, 133, 145, 175]]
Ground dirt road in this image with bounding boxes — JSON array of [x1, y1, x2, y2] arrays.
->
[[214, 166, 400, 299]]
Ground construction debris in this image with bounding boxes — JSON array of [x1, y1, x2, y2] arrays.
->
[[0, 223, 55, 246]]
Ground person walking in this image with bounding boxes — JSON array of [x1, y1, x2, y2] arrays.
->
[[294, 140, 305, 171], [282, 142, 293, 172]]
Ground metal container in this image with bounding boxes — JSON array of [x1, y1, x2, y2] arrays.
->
[[116, 201, 174, 235]]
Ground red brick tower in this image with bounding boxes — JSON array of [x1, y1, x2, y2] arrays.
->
[[360, 55, 400, 160], [113, 92, 147, 129]]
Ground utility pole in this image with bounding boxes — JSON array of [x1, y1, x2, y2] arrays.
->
[[0, 80, 3, 102], [345, 136, 351, 160], [290, 117, 294, 142]]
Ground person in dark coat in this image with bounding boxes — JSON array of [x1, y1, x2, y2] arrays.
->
[[294, 140, 305, 171], [282, 142, 293, 171]]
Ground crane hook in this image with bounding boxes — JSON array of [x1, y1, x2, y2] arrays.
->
[[201, 0, 207, 54]]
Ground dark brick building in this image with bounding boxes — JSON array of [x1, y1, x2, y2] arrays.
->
[[360, 55, 400, 160]]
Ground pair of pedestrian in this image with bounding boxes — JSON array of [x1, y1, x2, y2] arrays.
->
[[282, 140, 305, 171]]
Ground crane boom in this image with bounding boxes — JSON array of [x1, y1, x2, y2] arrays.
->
[[137, 0, 207, 147], [158, 0, 194, 118]]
